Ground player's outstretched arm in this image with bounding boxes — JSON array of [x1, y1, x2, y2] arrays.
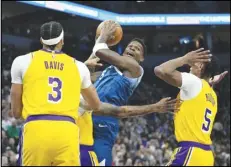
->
[[209, 71, 228, 87], [79, 97, 179, 118], [154, 48, 211, 87], [92, 22, 141, 78]]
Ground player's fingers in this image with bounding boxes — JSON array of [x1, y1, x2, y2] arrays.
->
[[166, 98, 180, 104], [197, 58, 211, 63], [94, 57, 100, 62], [160, 97, 171, 103], [196, 55, 211, 61], [96, 63, 103, 67], [222, 71, 229, 76], [197, 50, 210, 55], [194, 48, 205, 53]]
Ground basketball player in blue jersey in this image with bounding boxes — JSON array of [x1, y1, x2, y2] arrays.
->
[[89, 22, 147, 166]]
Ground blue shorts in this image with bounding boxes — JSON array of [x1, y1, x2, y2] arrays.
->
[[93, 139, 113, 166], [80, 145, 99, 166]]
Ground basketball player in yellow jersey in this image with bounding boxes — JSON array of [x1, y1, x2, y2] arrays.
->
[[154, 48, 221, 166], [10, 21, 101, 166]]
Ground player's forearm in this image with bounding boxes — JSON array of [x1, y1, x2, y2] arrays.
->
[[84, 53, 96, 73], [10, 84, 23, 119], [118, 104, 160, 118], [155, 57, 186, 75], [93, 102, 121, 117], [93, 103, 161, 118]]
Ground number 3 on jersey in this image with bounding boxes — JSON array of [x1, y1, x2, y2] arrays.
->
[[202, 108, 212, 132], [48, 77, 62, 103]]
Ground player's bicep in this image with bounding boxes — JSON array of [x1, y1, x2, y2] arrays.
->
[[10, 84, 23, 119], [154, 67, 182, 88]]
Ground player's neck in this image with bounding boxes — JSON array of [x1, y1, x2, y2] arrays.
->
[[43, 46, 61, 52], [202, 76, 210, 82]]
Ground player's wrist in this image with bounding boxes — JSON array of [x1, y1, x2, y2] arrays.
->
[[96, 33, 109, 43], [93, 43, 109, 55], [180, 56, 189, 65]]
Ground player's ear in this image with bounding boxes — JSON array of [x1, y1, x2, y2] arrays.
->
[[200, 63, 206, 75], [61, 38, 64, 46], [140, 56, 144, 62], [40, 38, 43, 45], [139, 54, 144, 62]]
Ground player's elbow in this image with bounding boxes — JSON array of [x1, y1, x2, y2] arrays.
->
[[154, 66, 168, 79]]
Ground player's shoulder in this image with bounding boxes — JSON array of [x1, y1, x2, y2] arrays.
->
[[74, 59, 88, 70], [13, 53, 32, 62], [182, 72, 200, 80], [12, 53, 32, 67], [181, 72, 202, 85]]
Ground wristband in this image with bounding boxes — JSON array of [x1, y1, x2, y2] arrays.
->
[[93, 43, 109, 55]]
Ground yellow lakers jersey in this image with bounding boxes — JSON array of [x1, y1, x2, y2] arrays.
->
[[174, 79, 217, 145], [22, 50, 81, 120], [78, 111, 94, 146]]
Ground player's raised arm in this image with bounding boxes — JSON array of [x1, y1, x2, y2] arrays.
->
[[10, 56, 23, 119], [154, 48, 211, 88], [92, 21, 142, 78], [76, 61, 101, 111], [80, 97, 179, 118]]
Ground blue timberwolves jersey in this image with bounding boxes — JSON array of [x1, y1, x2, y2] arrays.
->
[[93, 65, 143, 144]]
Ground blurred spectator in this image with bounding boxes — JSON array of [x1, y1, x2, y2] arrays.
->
[[6, 120, 20, 139]]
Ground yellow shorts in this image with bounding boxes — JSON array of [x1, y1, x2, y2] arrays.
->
[[166, 141, 214, 166], [80, 145, 99, 166], [18, 115, 80, 166]]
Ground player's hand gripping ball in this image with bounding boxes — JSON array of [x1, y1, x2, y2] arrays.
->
[[96, 20, 123, 46]]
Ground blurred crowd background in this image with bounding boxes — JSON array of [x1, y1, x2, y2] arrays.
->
[[1, 1, 230, 166]]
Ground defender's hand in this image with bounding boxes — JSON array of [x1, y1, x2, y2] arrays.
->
[[183, 48, 212, 66], [209, 71, 228, 86], [154, 97, 181, 113], [85, 57, 103, 68], [85, 53, 103, 68]]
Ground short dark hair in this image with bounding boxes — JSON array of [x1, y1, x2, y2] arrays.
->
[[130, 38, 147, 58], [202, 55, 220, 79], [40, 21, 63, 50]]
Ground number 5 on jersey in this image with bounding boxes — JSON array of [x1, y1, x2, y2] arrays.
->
[[48, 77, 62, 103], [202, 108, 212, 132]]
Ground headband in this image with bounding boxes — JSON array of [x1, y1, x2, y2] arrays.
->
[[41, 30, 64, 45]]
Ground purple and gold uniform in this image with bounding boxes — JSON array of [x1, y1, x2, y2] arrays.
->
[[11, 49, 92, 166]]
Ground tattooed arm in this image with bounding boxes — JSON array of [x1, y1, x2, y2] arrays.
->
[[80, 97, 178, 118]]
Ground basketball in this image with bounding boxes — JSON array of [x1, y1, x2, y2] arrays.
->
[[96, 20, 123, 46]]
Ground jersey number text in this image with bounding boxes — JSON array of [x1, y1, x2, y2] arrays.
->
[[48, 77, 62, 103], [202, 108, 212, 132]]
